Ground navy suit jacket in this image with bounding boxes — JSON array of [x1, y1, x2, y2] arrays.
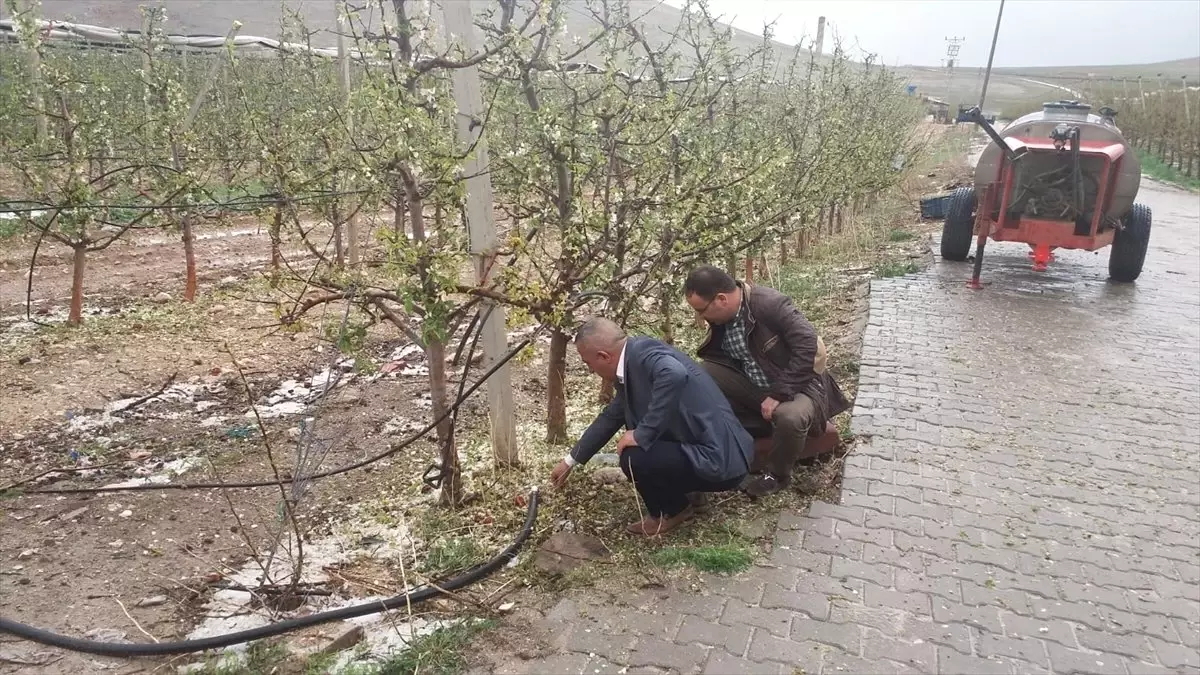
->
[[568, 336, 754, 482]]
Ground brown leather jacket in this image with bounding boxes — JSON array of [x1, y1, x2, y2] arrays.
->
[[697, 282, 850, 431]]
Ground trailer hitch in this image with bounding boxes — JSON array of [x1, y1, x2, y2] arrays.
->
[[964, 106, 1027, 164]]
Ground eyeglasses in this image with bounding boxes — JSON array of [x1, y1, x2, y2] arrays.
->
[[694, 296, 716, 315]]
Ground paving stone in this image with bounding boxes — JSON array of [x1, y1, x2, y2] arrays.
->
[[859, 629, 937, 672], [863, 583, 933, 616], [1149, 636, 1200, 670], [936, 650, 1016, 675], [999, 611, 1076, 648], [720, 599, 794, 638], [977, 632, 1051, 669], [760, 583, 833, 621], [1075, 628, 1157, 663], [700, 650, 786, 675], [745, 633, 828, 672], [789, 619, 861, 654], [823, 652, 922, 674], [894, 568, 961, 604], [1044, 643, 1129, 675], [626, 637, 708, 672], [507, 652, 591, 675], [675, 615, 752, 656], [831, 554, 895, 588], [563, 626, 635, 662]]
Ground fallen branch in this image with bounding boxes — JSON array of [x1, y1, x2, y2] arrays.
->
[[115, 597, 160, 643], [112, 371, 179, 415], [0, 460, 125, 493]]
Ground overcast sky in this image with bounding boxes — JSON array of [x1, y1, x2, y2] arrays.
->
[[660, 0, 1200, 68]]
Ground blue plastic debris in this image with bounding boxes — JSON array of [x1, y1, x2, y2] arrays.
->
[[919, 193, 953, 220]]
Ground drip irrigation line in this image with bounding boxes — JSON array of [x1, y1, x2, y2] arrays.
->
[[22, 325, 546, 496], [0, 487, 540, 657]]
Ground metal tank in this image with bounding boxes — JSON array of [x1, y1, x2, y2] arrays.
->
[[974, 100, 1142, 220]]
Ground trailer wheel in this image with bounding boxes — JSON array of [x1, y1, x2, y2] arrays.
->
[[940, 186, 976, 261], [1109, 203, 1152, 283]]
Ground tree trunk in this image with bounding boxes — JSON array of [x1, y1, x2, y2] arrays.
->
[[269, 206, 282, 286], [68, 245, 86, 326], [836, 204, 845, 234], [546, 329, 569, 444], [401, 168, 460, 505], [744, 254, 755, 283], [183, 215, 197, 302], [331, 198, 345, 269], [393, 186, 407, 237], [658, 281, 675, 345], [428, 337, 460, 507], [779, 217, 789, 266]]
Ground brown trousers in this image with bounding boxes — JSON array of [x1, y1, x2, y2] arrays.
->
[[701, 360, 818, 480]]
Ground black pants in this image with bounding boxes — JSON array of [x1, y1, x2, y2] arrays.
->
[[619, 441, 745, 518]]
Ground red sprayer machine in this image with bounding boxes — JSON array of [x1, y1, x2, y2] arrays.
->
[[941, 100, 1151, 286]]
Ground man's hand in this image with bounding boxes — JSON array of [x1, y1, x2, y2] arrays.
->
[[761, 397, 781, 422], [615, 430, 638, 454], [550, 460, 573, 489]]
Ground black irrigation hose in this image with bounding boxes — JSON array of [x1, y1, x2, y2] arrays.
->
[[0, 488, 540, 657]]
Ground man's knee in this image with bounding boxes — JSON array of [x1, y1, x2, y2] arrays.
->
[[619, 446, 648, 478], [773, 397, 817, 435]]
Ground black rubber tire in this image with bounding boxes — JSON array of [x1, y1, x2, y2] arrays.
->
[[940, 186, 976, 261], [1109, 203, 1152, 283]]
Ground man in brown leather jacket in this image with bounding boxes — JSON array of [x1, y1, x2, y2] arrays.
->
[[683, 265, 850, 497]]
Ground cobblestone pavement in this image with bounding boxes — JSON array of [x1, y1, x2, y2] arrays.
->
[[498, 179, 1200, 675]]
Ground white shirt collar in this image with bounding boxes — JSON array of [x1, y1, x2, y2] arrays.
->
[[616, 340, 627, 383]]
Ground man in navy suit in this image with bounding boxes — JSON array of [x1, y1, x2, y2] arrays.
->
[[550, 317, 754, 536]]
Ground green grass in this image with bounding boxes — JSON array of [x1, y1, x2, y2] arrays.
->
[[887, 228, 917, 242], [1138, 150, 1200, 191], [421, 537, 485, 577], [185, 640, 289, 674], [650, 544, 753, 575], [874, 260, 919, 278], [363, 619, 498, 675]]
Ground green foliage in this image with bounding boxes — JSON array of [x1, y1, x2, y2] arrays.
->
[[421, 537, 485, 577], [1137, 149, 1200, 191], [350, 619, 498, 675], [874, 260, 919, 278], [184, 640, 289, 674], [650, 544, 753, 574], [887, 228, 917, 242], [1088, 80, 1198, 185]]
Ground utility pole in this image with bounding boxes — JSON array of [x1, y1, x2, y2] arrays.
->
[[944, 36, 964, 105], [977, 0, 1004, 110], [441, 0, 517, 466], [335, 0, 359, 267], [814, 16, 825, 56]]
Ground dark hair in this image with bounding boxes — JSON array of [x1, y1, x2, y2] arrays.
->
[[684, 265, 737, 300]]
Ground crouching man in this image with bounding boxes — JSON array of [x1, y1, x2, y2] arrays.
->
[[550, 318, 754, 536], [684, 265, 850, 498]]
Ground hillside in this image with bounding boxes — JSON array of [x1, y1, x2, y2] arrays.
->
[[992, 56, 1200, 82], [21, 0, 796, 58], [14, 1, 1192, 113]]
